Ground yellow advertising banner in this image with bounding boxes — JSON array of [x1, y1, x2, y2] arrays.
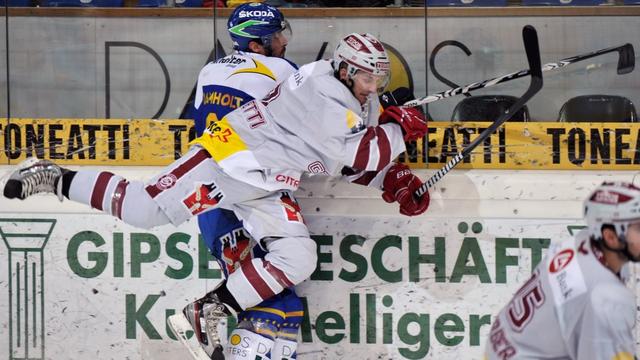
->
[[2, 119, 639, 170], [404, 121, 640, 170], [0, 118, 194, 166]]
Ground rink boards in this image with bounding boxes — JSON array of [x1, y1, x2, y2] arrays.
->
[[1, 168, 639, 359]]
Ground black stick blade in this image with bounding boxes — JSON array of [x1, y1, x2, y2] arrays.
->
[[617, 43, 635, 75], [522, 25, 543, 82]]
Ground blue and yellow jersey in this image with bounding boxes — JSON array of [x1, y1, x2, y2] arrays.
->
[[193, 52, 297, 136], [192, 51, 296, 273]]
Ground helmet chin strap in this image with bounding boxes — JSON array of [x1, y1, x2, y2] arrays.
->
[[361, 95, 371, 119]]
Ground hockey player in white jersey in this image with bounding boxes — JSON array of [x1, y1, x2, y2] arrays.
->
[[486, 181, 639, 360], [173, 3, 304, 360], [3, 32, 429, 358]]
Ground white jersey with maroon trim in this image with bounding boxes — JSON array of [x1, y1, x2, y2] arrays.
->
[[191, 59, 406, 192], [486, 230, 636, 360]]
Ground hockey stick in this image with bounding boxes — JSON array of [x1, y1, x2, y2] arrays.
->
[[404, 42, 633, 108], [414, 25, 543, 198]]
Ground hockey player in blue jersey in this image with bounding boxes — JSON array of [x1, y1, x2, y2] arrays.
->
[[171, 3, 303, 360]]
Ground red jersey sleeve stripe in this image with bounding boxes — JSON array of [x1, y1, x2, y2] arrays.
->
[[145, 149, 210, 199], [91, 172, 114, 210], [353, 127, 375, 170], [375, 126, 392, 171]]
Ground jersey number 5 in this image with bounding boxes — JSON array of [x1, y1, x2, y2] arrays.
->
[[507, 270, 545, 332]]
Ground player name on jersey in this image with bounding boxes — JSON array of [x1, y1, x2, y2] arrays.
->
[[2, 118, 639, 170]]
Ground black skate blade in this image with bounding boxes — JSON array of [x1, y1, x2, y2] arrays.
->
[[211, 346, 224, 360]]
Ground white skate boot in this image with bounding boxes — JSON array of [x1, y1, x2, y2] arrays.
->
[[2, 158, 64, 201], [168, 293, 230, 360]]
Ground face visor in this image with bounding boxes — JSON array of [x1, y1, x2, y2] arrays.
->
[[352, 70, 390, 95]]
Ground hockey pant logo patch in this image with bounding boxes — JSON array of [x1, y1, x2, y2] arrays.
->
[[307, 161, 327, 174], [280, 192, 304, 223], [183, 181, 225, 215], [220, 228, 254, 274], [155, 174, 177, 190]]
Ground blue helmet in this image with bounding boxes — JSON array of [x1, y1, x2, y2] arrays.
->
[[227, 3, 289, 53]]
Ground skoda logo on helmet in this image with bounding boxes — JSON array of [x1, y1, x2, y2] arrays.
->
[[238, 10, 276, 18]]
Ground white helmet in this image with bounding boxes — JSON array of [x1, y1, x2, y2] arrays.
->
[[584, 181, 640, 248], [333, 33, 390, 80]]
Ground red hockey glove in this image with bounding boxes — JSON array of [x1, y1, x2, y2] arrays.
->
[[378, 105, 428, 142], [381, 163, 430, 217]]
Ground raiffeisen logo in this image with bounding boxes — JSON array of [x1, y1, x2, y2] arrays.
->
[[238, 10, 275, 18]]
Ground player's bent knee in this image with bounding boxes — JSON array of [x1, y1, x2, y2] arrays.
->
[[263, 236, 317, 285]]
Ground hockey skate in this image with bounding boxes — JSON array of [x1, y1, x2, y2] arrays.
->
[[2, 158, 64, 201], [168, 293, 230, 360]]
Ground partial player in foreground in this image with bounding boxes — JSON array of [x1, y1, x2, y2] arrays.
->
[[3, 32, 429, 359], [486, 181, 639, 360]]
